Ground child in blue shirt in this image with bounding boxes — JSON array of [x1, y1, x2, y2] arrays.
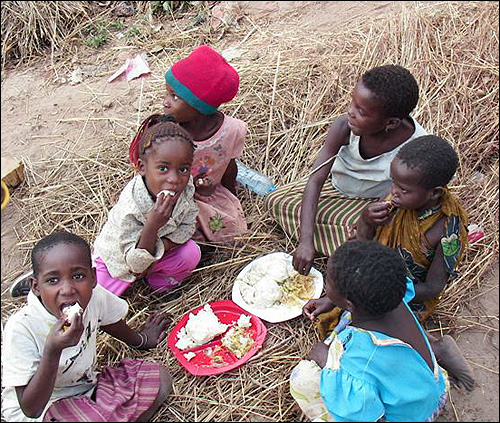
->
[[290, 240, 448, 422]]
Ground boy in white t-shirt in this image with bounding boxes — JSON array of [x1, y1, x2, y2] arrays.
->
[[2, 231, 172, 422]]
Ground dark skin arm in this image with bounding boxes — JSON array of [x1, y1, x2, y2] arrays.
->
[[413, 220, 449, 302], [101, 313, 170, 350], [293, 115, 350, 275], [308, 342, 329, 368], [358, 206, 449, 302], [15, 313, 84, 418], [302, 296, 336, 321], [15, 312, 170, 418], [220, 158, 238, 195], [194, 170, 216, 197]]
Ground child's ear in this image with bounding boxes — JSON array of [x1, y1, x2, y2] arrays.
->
[[345, 299, 355, 313], [30, 277, 40, 296], [91, 267, 97, 288], [430, 186, 444, 201], [385, 117, 401, 132], [137, 158, 146, 176]]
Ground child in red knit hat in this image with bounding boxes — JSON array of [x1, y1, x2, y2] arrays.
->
[[130, 46, 248, 243]]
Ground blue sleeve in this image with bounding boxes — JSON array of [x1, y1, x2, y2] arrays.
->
[[320, 367, 385, 422], [319, 333, 385, 422], [403, 277, 415, 304]]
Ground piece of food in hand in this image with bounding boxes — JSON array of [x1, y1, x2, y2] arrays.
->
[[159, 189, 175, 197], [62, 303, 82, 327], [384, 193, 396, 213]]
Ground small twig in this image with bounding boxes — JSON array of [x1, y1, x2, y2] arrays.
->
[[467, 360, 499, 375], [264, 51, 281, 174]]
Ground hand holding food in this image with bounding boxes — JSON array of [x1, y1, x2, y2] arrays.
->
[[302, 297, 335, 321], [62, 303, 83, 327], [362, 196, 397, 226]]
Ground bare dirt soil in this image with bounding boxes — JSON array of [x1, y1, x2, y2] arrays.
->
[[1, 2, 498, 421]]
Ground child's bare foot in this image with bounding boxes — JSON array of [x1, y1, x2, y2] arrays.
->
[[433, 334, 475, 391]]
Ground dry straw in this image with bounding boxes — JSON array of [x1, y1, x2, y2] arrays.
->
[[1, 1, 498, 421], [0, 1, 94, 69]]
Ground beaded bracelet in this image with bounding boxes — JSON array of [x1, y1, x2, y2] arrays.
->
[[132, 332, 148, 349]]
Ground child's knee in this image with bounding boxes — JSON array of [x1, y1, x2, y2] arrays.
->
[[182, 240, 201, 269]]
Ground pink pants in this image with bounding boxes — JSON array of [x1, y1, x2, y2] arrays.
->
[[95, 240, 201, 296]]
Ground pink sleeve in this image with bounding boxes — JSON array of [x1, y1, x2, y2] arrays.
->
[[228, 117, 247, 159]]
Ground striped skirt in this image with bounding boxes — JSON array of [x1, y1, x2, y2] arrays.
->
[[265, 178, 374, 257], [43, 359, 162, 422]]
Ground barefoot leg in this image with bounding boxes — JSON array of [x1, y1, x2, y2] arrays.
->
[[137, 364, 173, 421], [429, 334, 475, 391]]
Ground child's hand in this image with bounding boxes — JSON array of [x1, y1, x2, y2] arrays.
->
[[293, 241, 316, 275], [161, 237, 178, 253], [137, 313, 171, 350], [46, 313, 84, 354], [302, 297, 335, 321], [362, 201, 395, 227], [194, 170, 215, 196], [308, 342, 329, 367], [147, 191, 178, 229]]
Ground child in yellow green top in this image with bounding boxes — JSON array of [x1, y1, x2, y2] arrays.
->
[[356, 135, 469, 321]]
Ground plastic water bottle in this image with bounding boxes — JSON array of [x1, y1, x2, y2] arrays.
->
[[236, 161, 277, 195]]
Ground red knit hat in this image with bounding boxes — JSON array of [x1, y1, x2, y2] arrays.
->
[[165, 46, 239, 114]]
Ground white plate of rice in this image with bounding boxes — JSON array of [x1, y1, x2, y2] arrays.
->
[[231, 252, 324, 323]]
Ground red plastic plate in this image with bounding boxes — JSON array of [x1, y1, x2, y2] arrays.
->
[[168, 300, 267, 376]]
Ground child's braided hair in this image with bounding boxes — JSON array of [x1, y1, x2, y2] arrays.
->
[[328, 240, 407, 316], [129, 114, 195, 168], [361, 64, 419, 119]]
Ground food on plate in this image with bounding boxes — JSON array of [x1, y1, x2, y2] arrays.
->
[[220, 313, 254, 359], [237, 256, 316, 309], [239, 277, 282, 308], [62, 303, 82, 326], [236, 314, 251, 328], [237, 258, 288, 308], [251, 259, 290, 283], [221, 326, 254, 359], [175, 304, 228, 350], [183, 352, 196, 361], [280, 273, 316, 306]]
